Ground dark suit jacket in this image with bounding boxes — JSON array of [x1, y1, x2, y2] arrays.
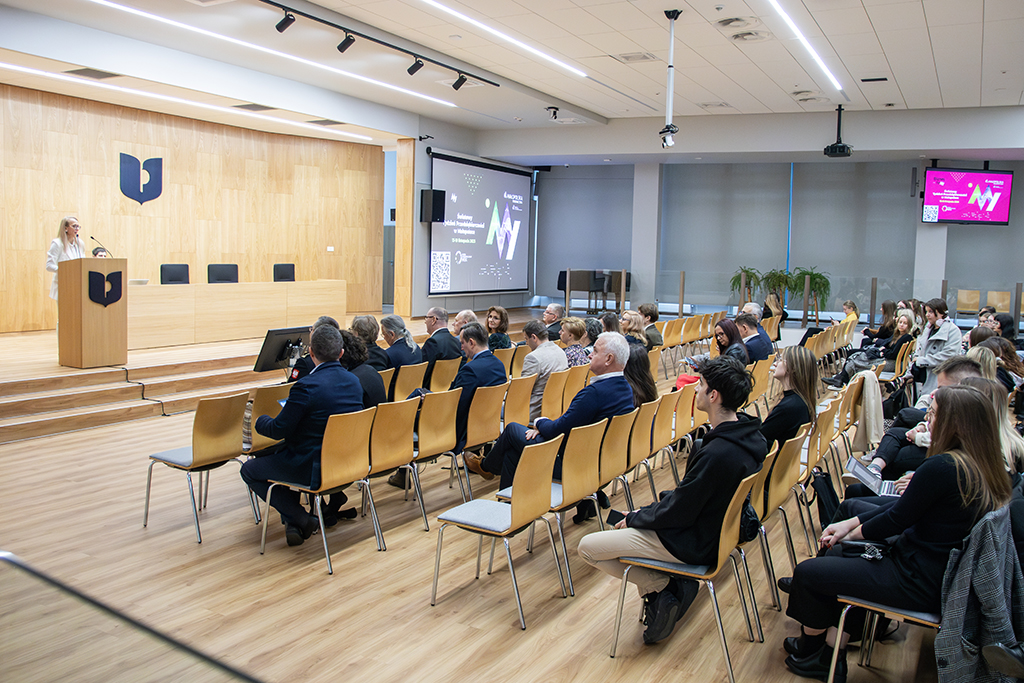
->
[[386, 341, 422, 369], [757, 324, 773, 350], [254, 361, 364, 489], [744, 333, 772, 362], [546, 321, 562, 342], [350, 362, 387, 408], [289, 354, 315, 382], [453, 349, 508, 452], [535, 374, 635, 442], [421, 328, 462, 388], [366, 344, 391, 371]]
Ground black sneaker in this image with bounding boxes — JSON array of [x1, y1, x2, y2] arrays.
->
[[642, 589, 681, 644], [668, 578, 700, 622]]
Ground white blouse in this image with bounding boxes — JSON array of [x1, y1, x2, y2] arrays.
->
[[46, 237, 86, 301]]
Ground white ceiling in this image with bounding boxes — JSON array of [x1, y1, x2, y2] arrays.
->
[[0, 0, 1022, 149]]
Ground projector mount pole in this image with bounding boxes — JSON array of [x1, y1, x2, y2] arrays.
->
[[835, 104, 844, 143], [659, 10, 681, 147]]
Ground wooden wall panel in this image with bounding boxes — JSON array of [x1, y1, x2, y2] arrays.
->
[[0, 84, 384, 333], [394, 138, 415, 317]]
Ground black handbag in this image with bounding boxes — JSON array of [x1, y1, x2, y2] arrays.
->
[[739, 496, 760, 543], [910, 363, 928, 384]]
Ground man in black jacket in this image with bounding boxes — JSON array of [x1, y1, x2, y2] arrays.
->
[[420, 307, 462, 388], [578, 355, 767, 644]]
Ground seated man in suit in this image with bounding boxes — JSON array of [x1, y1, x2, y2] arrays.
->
[[520, 319, 569, 421], [466, 332, 635, 489], [639, 303, 663, 347], [289, 315, 340, 382], [543, 303, 565, 341], [420, 306, 462, 388], [742, 302, 773, 350], [240, 325, 364, 547], [736, 312, 771, 362], [452, 309, 477, 337], [452, 322, 509, 454], [578, 355, 766, 644]]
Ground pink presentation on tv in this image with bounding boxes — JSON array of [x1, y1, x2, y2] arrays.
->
[[922, 169, 1013, 224]]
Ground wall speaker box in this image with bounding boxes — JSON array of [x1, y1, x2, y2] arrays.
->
[[420, 189, 445, 223]]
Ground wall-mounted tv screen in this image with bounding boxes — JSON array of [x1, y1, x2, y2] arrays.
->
[[922, 167, 1014, 225], [428, 154, 531, 295]]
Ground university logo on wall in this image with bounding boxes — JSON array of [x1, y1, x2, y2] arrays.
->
[[89, 271, 123, 307], [120, 153, 163, 205]]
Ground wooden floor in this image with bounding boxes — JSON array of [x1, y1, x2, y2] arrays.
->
[[0, 315, 938, 683]]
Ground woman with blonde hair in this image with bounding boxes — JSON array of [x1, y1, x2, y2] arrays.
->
[[559, 317, 589, 367], [960, 377, 1024, 473], [620, 310, 650, 349], [965, 346, 997, 381], [823, 310, 915, 387], [45, 216, 87, 301]]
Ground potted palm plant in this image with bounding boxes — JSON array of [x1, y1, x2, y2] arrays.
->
[[761, 268, 792, 302], [729, 266, 761, 306], [791, 267, 832, 325]]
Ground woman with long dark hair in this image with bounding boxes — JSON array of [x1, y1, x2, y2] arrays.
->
[[824, 310, 915, 387], [485, 306, 512, 350], [624, 343, 658, 407], [760, 345, 817, 451], [860, 300, 896, 347]]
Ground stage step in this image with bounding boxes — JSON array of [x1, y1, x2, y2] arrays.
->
[[126, 355, 258, 381], [0, 368, 128, 398], [138, 367, 271, 398], [157, 380, 282, 415], [0, 399, 165, 444], [0, 382, 145, 419]]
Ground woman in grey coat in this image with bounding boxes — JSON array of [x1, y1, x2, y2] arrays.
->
[[911, 297, 963, 394]]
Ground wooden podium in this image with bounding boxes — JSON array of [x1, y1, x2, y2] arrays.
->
[[58, 258, 128, 368]]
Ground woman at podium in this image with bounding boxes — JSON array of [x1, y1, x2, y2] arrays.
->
[[45, 216, 86, 301]]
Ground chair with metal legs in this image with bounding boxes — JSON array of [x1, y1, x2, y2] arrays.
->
[[407, 388, 461, 530], [649, 390, 682, 484], [392, 361, 427, 401], [763, 425, 813, 572], [609, 470, 763, 683], [502, 374, 537, 430], [561, 364, 590, 414], [829, 596, 940, 683], [454, 381, 509, 501], [431, 435, 566, 630], [362, 397, 420, 549], [739, 443, 780, 611], [428, 357, 462, 393], [143, 392, 251, 543], [614, 399, 659, 510]]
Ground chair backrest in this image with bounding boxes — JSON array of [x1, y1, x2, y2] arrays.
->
[[692, 384, 710, 429], [837, 374, 864, 433], [160, 263, 189, 285], [651, 391, 681, 454], [627, 399, 659, 470], [393, 361, 428, 401], [273, 263, 295, 282], [680, 316, 698, 345], [893, 340, 915, 376], [509, 435, 565, 530], [673, 382, 697, 442], [763, 315, 780, 341], [813, 398, 841, 463], [599, 408, 638, 486], [416, 388, 461, 460], [709, 470, 760, 573], [318, 407, 376, 490], [503, 374, 537, 428], [378, 367, 395, 395], [748, 443, 779, 522], [648, 347, 662, 377], [957, 289, 980, 313], [492, 346, 515, 377], [192, 392, 249, 468], [428, 357, 462, 393], [654, 320, 667, 335], [767, 424, 812, 515], [664, 318, 683, 347], [207, 263, 238, 283], [464, 381, 509, 450], [510, 344, 529, 379], [988, 290, 1011, 313], [248, 383, 293, 452], [369, 397, 419, 474], [557, 419, 609, 507], [540, 368, 570, 420], [562, 364, 590, 413]]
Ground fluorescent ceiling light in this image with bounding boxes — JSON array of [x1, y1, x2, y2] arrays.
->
[[80, 0, 456, 107], [765, 0, 842, 91], [418, 0, 587, 78], [0, 61, 374, 141]]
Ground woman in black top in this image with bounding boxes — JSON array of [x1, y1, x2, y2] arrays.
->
[[823, 311, 914, 387], [338, 330, 386, 408], [351, 315, 391, 371], [859, 300, 896, 348], [781, 386, 1011, 681], [624, 343, 658, 407], [760, 345, 817, 452]]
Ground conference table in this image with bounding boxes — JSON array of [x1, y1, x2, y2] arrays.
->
[[126, 280, 347, 350]]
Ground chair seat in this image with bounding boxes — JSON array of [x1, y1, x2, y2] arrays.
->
[[438, 499, 513, 534], [150, 446, 195, 468], [836, 595, 940, 627], [496, 483, 563, 509], [620, 555, 711, 579], [878, 372, 897, 382]]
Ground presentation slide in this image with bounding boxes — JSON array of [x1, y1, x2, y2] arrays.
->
[[429, 156, 531, 295], [922, 168, 1014, 225]]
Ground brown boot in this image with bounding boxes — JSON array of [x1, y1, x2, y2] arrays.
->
[[464, 453, 494, 480]]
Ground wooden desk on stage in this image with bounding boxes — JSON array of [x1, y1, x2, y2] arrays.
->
[[127, 280, 346, 349]]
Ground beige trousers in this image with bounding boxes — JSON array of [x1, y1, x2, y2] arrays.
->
[[577, 527, 680, 596]]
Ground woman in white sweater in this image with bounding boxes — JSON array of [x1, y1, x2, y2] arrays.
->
[[45, 216, 87, 301], [911, 297, 963, 394]]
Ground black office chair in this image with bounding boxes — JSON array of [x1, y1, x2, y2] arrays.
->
[[160, 264, 190, 285], [207, 264, 239, 284], [273, 263, 295, 282]]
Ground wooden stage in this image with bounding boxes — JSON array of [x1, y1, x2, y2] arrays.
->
[[0, 311, 934, 683]]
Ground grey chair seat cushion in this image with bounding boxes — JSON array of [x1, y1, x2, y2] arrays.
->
[[438, 499, 512, 533], [621, 556, 711, 577], [150, 446, 194, 468], [495, 483, 563, 509]]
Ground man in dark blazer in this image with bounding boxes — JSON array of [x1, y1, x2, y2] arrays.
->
[[288, 315, 339, 382], [420, 306, 462, 388], [240, 325, 364, 547], [736, 312, 771, 362], [467, 332, 635, 489], [742, 302, 773, 351], [543, 303, 565, 341], [451, 322, 508, 453]]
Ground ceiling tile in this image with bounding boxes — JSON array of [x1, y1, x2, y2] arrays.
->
[[585, 3, 662, 32], [695, 42, 755, 67], [841, 53, 893, 79], [580, 32, 645, 54], [676, 21, 734, 48], [408, 25, 494, 50], [447, 0, 533, 19], [984, 0, 1024, 21], [930, 23, 982, 107], [875, 27, 932, 54], [621, 27, 671, 52], [496, 13, 572, 40], [923, 0, 984, 27], [355, 1, 450, 28], [758, 58, 826, 96], [827, 32, 884, 57], [462, 43, 533, 66], [808, 7, 875, 36], [536, 34, 607, 59], [509, 0, 578, 12], [543, 7, 615, 35], [981, 18, 1024, 106], [864, 2, 928, 29], [885, 49, 943, 108], [718, 62, 805, 112], [732, 39, 795, 63]]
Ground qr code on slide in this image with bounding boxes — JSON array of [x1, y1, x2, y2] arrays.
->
[[922, 205, 938, 223], [431, 251, 451, 291]]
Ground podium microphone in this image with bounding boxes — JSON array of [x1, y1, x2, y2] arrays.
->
[[90, 235, 115, 258]]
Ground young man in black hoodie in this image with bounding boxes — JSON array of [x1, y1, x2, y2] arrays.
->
[[578, 355, 767, 644]]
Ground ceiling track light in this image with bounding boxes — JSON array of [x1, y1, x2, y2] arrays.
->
[[275, 11, 295, 32], [452, 74, 467, 91], [407, 58, 424, 76], [337, 33, 356, 53]]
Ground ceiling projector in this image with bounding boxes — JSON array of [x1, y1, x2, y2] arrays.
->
[[824, 142, 852, 158]]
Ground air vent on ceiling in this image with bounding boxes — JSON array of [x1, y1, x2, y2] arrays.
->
[[307, 119, 344, 126], [436, 77, 484, 89], [791, 89, 821, 98], [64, 68, 120, 80], [233, 103, 276, 111], [716, 17, 760, 30], [552, 117, 586, 125], [611, 52, 659, 64], [798, 96, 831, 103], [730, 31, 771, 42], [699, 102, 731, 109], [861, 77, 889, 83]]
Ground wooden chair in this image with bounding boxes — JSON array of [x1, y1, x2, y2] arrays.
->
[[503, 374, 537, 429], [510, 343, 529, 379], [654, 320, 667, 336], [492, 346, 515, 377], [956, 289, 981, 317], [878, 339, 915, 386], [610, 470, 763, 683], [407, 388, 462, 531], [793, 398, 842, 553], [616, 399, 659, 509], [245, 383, 292, 454], [742, 443, 781, 610], [650, 390, 683, 484], [765, 425, 813, 572], [431, 435, 567, 630], [597, 409, 639, 506], [561, 364, 590, 413], [392, 361, 428, 401], [538, 368, 570, 421], [144, 392, 251, 544], [259, 407, 377, 574], [648, 346, 662, 381], [830, 596, 940, 683], [835, 374, 865, 458], [428, 357, 462, 393], [670, 381, 699, 459], [456, 381, 510, 500], [378, 367, 395, 397], [363, 398, 420, 550]]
